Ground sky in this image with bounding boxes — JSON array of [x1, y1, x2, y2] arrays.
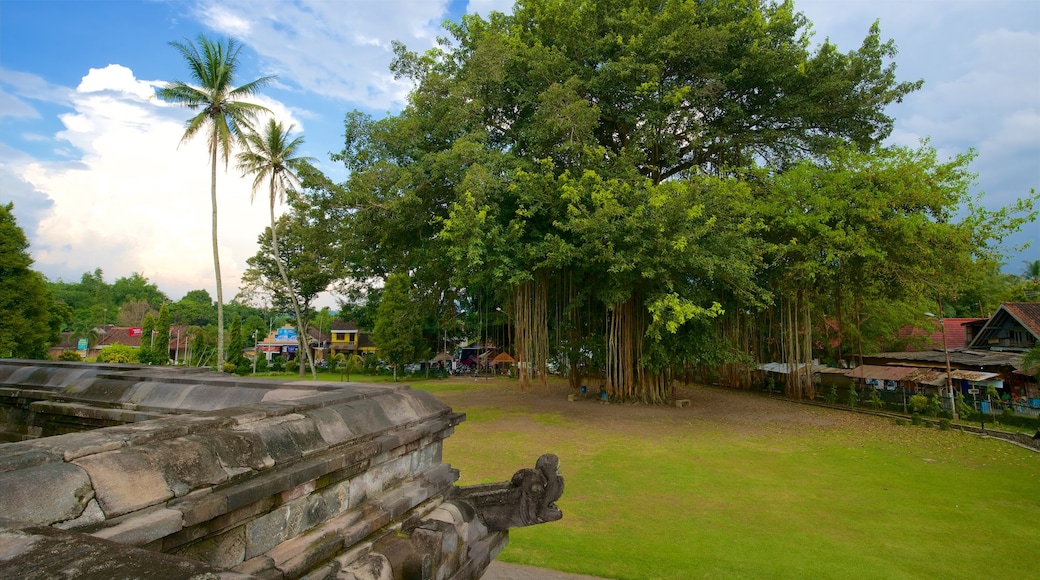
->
[[1, 0, 1038, 309]]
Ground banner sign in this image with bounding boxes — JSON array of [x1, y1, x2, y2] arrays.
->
[[285, 346, 298, 353], [275, 328, 298, 342], [129, 327, 143, 337], [77, 338, 88, 351]]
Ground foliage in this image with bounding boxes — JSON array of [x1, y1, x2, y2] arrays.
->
[[227, 315, 244, 367], [847, 386, 859, 408], [58, 350, 82, 361], [222, 362, 237, 373], [95, 343, 139, 364], [374, 273, 426, 380], [158, 33, 274, 369], [909, 394, 929, 414], [1021, 344, 1040, 378], [938, 418, 952, 431], [0, 203, 67, 358], [867, 388, 884, 410], [139, 312, 156, 364], [285, 359, 298, 374], [823, 385, 837, 405], [237, 118, 318, 379], [154, 303, 171, 365]]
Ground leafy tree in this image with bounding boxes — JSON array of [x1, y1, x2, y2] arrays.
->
[[111, 272, 168, 309], [158, 34, 274, 370], [242, 209, 336, 376], [227, 314, 243, 368], [374, 273, 425, 381], [154, 302, 171, 364], [237, 118, 317, 378], [170, 289, 216, 326], [140, 312, 156, 364], [0, 203, 66, 358], [332, 0, 923, 401]]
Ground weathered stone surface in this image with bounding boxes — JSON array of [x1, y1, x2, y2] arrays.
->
[[92, 507, 183, 546], [0, 361, 563, 580], [174, 524, 248, 570], [0, 461, 94, 525], [0, 523, 251, 579], [73, 447, 173, 518], [54, 498, 106, 530]]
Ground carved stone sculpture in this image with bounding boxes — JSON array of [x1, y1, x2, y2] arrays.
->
[[455, 453, 565, 532]]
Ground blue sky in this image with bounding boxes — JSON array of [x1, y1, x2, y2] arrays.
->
[[1, 0, 1038, 307]]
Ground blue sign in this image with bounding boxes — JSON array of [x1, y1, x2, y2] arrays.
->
[[77, 338, 88, 351], [275, 328, 298, 342]]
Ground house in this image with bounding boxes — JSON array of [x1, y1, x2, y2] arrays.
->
[[328, 320, 377, 357], [966, 302, 1040, 352], [858, 302, 1040, 403], [256, 323, 343, 363]]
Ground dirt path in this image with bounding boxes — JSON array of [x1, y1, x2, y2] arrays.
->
[[434, 377, 861, 439]]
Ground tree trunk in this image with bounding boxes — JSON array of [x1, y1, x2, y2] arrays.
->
[[211, 140, 225, 370], [269, 180, 317, 380]]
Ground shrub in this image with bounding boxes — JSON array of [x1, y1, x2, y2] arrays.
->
[[222, 362, 236, 373], [847, 387, 858, 408], [58, 350, 82, 361], [938, 419, 951, 431], [994, 410, 1040, 430], [271, 357, 284, 372], [909, 394, 929, 414], [823, 385, 837, 404], [894, 418, 907, 427], [255, 356, 269, 372], [925, 395, 943, 418], [955, 393, 973, 421], [867, 389, 884, 410], [96, 343, 138, 364], [911, 413, 923, 426], [286, 360, 298, 374], [235, 361, 251, 376]]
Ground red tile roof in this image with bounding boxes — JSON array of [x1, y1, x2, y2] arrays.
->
[[1003, 302, 1040, 338], [898, 318, 985, 350]]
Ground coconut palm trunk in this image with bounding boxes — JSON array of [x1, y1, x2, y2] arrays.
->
[[268, 180, 316, 379], [158, 34, 274, 370]]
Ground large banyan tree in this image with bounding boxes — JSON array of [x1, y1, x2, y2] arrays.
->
[[328, 0, 1032, 401]]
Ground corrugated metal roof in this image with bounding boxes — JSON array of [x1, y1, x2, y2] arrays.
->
[[758, 362, 814, 374], [845, 365, 918, 380]]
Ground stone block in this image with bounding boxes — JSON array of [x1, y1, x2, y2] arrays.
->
[[675, 399, 690, 408], [92, 507, 183, 546], [303, 407, 356, 447], [173, 524, 247, 570], [170, 488, 229, 528], [54, 498, 105, 530], [0, 461, 94, 525], [148, 438, 230, 497], [73, 448, 173, 518]]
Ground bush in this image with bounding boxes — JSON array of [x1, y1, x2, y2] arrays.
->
[[58, 350, 82, 361], [847, 387, 858, 408], [909, 394, 929, 414], [911, 413, 923, 426], [96, 343, 138, 364], [271, 357, 284, 372], [235, 361, 251, 376], [867, 389, 884, 410], [925, 395, 943, 418], [823, 385, 837, 404], [286, 360, 298, 374], [894, 418, 907, 427], [255, 356, 269, 373], [222, 362, 236, 373], [994, 410, 1040, 431], [938, 418, 951, 431]]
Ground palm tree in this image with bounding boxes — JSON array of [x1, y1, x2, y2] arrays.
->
[[237, 118, 317, 379], [157, 35, 274, 370], [1023, 259, 1040, 285]]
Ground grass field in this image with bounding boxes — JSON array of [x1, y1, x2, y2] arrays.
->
[[406, 378, 1040, 580]]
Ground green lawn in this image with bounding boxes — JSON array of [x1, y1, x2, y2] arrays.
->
[[425, 383, 1040, 580]]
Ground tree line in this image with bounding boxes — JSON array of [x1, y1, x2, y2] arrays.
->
[[4, 1, 1038, 397]]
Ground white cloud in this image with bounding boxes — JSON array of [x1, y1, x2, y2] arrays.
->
[[8, 64, 299, 301], [192, 0, 454, 110], [465, 0, 514, 18]]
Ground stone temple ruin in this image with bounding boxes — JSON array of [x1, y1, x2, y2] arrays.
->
[[0, 360, 563, 579]]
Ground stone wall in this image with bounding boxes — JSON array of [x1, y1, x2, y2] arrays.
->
[[0, 360, 550, 579]]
